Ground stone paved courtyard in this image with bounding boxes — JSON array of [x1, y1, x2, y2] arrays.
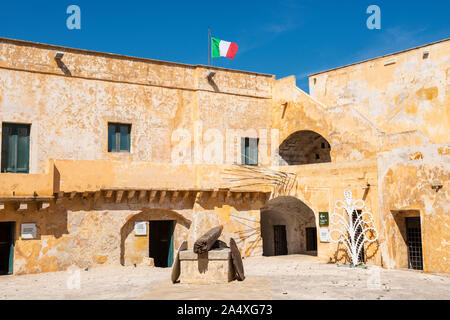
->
[[1, 255, 449, 300]]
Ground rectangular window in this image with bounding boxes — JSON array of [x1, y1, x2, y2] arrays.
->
[[108, 123, 131, 153], [241, 137, 259, 166], [1, 123, 30, 173]]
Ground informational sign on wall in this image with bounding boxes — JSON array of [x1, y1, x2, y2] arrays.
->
[[134, 222, 147, 236], [319, 212, 329, 227], [21, 223, 37, 239], [319, 228, 330, 243]]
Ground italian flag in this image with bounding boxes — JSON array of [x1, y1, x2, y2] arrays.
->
[[211, 37, 239, 59]]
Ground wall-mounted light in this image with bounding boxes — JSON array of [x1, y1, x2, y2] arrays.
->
[[431, 179, 443, 192], [206, 71, 216, 80], [54, 52, 64, 60], [384, 58, 396, 66]]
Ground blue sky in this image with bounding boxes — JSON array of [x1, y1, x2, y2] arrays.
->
[[1, 0, 449, 92]]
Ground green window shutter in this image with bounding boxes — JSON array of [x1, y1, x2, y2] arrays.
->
[[241, 137, 246, 165], [108, 123, 131, 153], [168, 221, 174, 268], [248, 138, 259, 166], [16, 126, 30, 173], [1, 124, 30, 173], [108, 124, 117, 152], [8, 223, 15, 275], [1, 125, 11, 172], [8, 127, 17, 172], [120, 124, 130, 152]]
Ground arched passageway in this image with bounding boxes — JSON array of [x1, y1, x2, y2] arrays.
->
[[260, 196, 317, 256], [279, 130, 331, 165]]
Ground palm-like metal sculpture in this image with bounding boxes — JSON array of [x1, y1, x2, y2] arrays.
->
[[330, 190, 378, 266], [223, 165, 297, 198]]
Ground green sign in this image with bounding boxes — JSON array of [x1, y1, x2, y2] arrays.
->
[[319, 212, 329, 227]]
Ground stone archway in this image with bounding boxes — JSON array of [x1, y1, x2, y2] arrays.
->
[[279, 130, 331, 165], [260, 196, 317, 256], [120, 209, 191, 266]]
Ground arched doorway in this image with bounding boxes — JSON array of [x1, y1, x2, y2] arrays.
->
[[279, 130, 331, 165], [120, 209, 191, 267], [260, 196, 317, 256]]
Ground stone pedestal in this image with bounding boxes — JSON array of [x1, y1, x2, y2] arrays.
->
[[179, 248, 234, 284]]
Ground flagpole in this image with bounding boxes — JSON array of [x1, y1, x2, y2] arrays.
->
[[208, 27, 211, 66]]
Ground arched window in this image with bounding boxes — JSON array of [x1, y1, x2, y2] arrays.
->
[[279, 130, 331, 165]]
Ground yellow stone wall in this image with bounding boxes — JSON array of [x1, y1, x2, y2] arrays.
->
[[378, 144, 449, 274], [0, 38, 448, 275], [309, 39, 450, 144]]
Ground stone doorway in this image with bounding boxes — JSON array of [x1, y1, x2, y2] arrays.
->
[[273, 225, 288, 256], [0, 222, 15, 275], [149, 220, 174, 268]]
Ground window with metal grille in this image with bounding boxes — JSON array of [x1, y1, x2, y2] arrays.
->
[[108, 123, 131, 153], [1, 123, 30, 174], [241, 137, 259, 166], [406, 217, 423, 270]]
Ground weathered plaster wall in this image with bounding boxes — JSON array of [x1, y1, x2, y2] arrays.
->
[[309, 39, 450, 143], [273, 77, 381, 162], [0, 192, 265, 275], [275, 159, 381, 266], [378, 144, 450, 274], [273, 76, 432, 163], [0, 159, 54, 196], [0, 37, 448, 276], [0, 39, 274, 174]]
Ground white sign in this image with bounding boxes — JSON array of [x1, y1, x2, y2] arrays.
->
[[319, 228, 330, 243], [21, 223, 37, 239], [134, 222, 147, 236]]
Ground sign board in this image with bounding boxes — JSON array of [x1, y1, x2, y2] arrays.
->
[[319, 228, 330, 243], [134, 222, 147, 236], [319, 212, 329, 227], [21, 223, 37, 239]]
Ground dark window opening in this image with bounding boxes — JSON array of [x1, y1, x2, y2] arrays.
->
[[241, 137, 259, 166], [108, 123, 131, 153], [273, 225, 288, 256], [1, 123, 30, 174], [406, 217, 423, 270]]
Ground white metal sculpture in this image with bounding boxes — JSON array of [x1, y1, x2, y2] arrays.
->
[[330, 190, 378, 266]]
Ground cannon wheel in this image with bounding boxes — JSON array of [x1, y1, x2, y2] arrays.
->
[[171, 241, 188, 283], [230, 238, 245, 281]]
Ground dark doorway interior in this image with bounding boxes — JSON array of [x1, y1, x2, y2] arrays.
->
[[0, 222, 15, 275], [273, 225, 288, 256], [406, 217, 423, 270], [306, 227, 317, 251], [149, 221, 174, 268]]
